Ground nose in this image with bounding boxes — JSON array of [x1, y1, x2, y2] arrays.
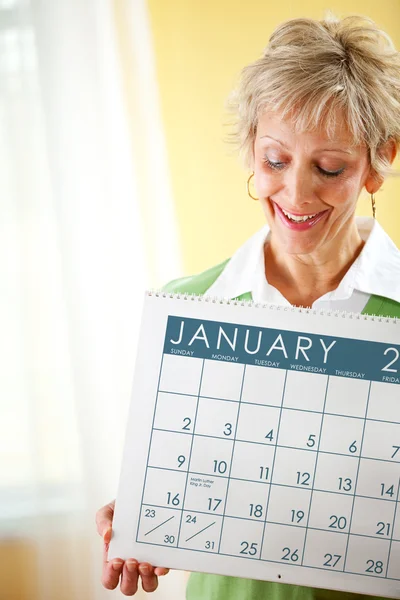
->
[[284, 164, 314, 210]]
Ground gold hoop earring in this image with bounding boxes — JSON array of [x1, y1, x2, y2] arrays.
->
[[371, 193, 376, 219], [247, 172, 259, 201]]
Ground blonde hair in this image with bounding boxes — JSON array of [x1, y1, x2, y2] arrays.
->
[[228, 13, 400, 180]]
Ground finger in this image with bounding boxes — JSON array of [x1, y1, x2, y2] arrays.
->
[[154, 567, 170, 576], [139, 563, 159, 593], [101, 558, 124, 591], [120, 560, 139, 596], [96, 500, 116, 539]]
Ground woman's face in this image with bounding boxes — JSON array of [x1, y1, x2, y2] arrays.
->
[[253, 109, 375, 257]]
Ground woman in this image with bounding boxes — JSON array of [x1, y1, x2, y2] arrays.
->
[[96, 13, 400, 598]]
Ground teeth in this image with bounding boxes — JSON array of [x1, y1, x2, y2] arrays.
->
[[281, 208, 318, 222]]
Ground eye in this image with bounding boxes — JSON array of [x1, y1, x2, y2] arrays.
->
[[318, 166, 345, 178], [263, 156, 285, 170], [264, 155, 345, 178]]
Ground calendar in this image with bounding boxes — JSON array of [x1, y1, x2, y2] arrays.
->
[[109, 292, 400, 598]]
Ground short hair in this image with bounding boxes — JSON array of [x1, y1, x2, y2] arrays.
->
[[227, 13, 400, 181]]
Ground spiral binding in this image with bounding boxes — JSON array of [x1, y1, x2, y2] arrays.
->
[[146, 290, 399, 325]]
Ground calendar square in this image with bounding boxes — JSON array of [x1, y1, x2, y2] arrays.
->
[[189, 435, 233, 476], [314, 453, 358, 495], [142, 467, 187, 508], [159, 355, 203, 395], [179, 512, 223, 552], [356, 458, 400, 503], [362, 420, 400, 462], [324, 376, 370, 418], [386, 540, 400, 579], [261, 522, 306, 564], [219, 516, 264, 558], [266, 484, 311, 527], [148, 430, 192, 472], [282, 371, 327, 412], [154, 392, 198, 434], [183, 474, 228, 515], [303, 528, 347, 571], [225, 479, 270, 521], [307, 490, 353, 533], [345, 535, 390, 577], [241, 365, 285, 406], [236, 403, 281, 445], [350, 496, 396, 538], [230, 441, 275, 483], [319, 414, 364, 456], [195, 397, 239, 439], [277, 408, 322, 451], [272, 447, 317, 488], [368, 382, 400, 424], [137, 505, 180, 546], [200, 360, 244, 401]]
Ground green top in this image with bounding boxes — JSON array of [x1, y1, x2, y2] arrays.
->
[[163, 258, 400, 600]]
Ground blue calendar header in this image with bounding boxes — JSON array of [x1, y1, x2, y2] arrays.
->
[[163, 316, 400, 385]]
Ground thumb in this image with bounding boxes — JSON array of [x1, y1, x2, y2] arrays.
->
[[96, 500, 115, 541]]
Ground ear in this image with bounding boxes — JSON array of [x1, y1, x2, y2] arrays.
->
[[365, 138, 398, 194]]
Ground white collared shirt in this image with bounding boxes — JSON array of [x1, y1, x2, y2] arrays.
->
[[205, 217, 400, 311]]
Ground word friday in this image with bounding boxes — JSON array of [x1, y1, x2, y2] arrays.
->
[[163, 316, 400, 384]]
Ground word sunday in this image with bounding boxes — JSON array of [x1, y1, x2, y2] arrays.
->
[[163, 316, 400, 384]]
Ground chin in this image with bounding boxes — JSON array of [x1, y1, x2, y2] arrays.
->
[[277, 236, 322, 256]]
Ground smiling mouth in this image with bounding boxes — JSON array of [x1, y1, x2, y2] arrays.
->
[[273, 201, 329, 229], [280, 208, 320, 222]]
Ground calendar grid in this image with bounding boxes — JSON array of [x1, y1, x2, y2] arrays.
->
[[259, 370, 288, 559], [176, 359, 205, 548], [342, 380, 372, 572], [301, 375, 330, 565], [217, 364, 246, 553], [137, 336, 400, 583]]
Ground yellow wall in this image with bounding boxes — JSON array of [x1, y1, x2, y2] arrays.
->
[[147, 0, 400, 276]]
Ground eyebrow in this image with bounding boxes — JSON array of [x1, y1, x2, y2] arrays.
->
[[259, 135, 353, 155]]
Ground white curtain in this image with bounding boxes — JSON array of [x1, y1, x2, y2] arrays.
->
[[0, 0, 184, 598]]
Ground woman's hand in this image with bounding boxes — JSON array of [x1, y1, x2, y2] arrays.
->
[[96, 500, 170, 595]]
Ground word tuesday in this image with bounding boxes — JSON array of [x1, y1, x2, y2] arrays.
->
[[169, 320, 336, 364]]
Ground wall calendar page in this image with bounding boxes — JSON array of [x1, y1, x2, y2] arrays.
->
[[110, 292, 400, 598]]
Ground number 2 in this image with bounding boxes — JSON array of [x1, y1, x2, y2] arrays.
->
[[382, 347, 399, 373], [182, 417, 191, 431]]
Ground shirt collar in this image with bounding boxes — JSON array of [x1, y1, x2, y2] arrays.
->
[[204, 217, 400, 303]]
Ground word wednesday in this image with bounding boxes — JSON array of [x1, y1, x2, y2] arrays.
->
[[170, 319, 336, 364]]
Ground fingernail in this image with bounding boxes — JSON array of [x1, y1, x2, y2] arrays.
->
[[112, 560, 123, 571], [126, 560, 137, 573], [139, 564, 150, 575], [103, 527, 112, 542]]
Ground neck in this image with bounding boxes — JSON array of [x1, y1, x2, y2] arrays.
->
[[264, 223, 365, 307]]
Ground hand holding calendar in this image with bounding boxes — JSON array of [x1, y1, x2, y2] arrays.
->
[[109, 292, 400, 598]]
